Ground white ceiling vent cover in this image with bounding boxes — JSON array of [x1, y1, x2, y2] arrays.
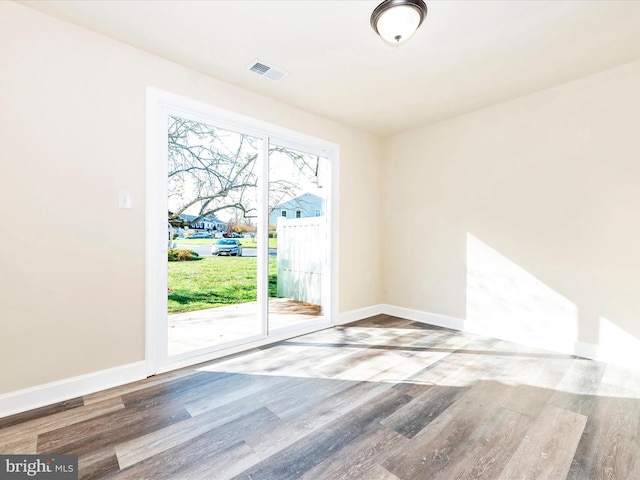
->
[[247, 59, 288, 82]]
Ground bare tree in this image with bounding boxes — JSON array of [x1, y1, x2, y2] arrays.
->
[[167, 116, 320, 228], [268, 148, 318, 217], [168, 116, 259, 228]]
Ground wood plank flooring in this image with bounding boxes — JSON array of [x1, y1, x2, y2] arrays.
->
[[2, 315, 640, 479]]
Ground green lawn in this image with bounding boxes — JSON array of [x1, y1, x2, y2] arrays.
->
[[238, 237, 278, 249], [175, 237, 278, 248], [168, 256, 277, 313]]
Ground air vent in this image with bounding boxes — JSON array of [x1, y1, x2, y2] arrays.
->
[[249, 62, 270, 75], [247, 59, 288, 82]]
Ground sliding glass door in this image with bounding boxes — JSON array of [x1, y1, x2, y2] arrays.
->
[[146, 89, 336, 373]]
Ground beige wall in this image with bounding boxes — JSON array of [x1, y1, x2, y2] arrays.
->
[[0, 3, 383, 394], [383, 59, 640, 352]]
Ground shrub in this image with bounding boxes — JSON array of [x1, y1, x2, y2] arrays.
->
[[168, 248, 200, 262]]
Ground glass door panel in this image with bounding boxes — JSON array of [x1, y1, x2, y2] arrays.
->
[[267, 143, 330, 333], [166, 115, 262, 356]]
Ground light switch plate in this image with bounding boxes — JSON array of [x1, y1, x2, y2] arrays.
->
[[118, 190, 132, 209]]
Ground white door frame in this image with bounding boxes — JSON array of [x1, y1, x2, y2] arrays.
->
[[145, 87, 339, 375]]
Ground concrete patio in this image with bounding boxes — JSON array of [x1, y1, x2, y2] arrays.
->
[[168, 298, 322, 355]]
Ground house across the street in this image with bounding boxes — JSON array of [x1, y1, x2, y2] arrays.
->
[[178, 214, 227, 233], [269, 192, 324, 226]]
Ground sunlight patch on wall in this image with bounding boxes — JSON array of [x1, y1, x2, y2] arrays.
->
[[598, 317, 640, 369], [466, 233, 578, 353]]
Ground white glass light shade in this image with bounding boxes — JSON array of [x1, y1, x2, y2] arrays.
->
[[370, 0, 427, 46], [376, 5, 421, 44]]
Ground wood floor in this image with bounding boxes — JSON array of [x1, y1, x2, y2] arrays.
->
[[2, 315, 640, 479]]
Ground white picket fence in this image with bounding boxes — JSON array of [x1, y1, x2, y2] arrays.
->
[[276, 216, 325, 306]]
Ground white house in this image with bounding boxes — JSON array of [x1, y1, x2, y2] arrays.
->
[[178, 214, 227, 233], [269, 193, 324, 226]]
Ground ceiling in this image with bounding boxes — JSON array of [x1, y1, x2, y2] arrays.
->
[[21, 0, 640, 136]]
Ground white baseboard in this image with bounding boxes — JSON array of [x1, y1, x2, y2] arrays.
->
[[381, 304, 466, 331], [379, 304, 610, 364], [574, 340, 598, 360], [0, 361, 147, 419], [337, 304, 385, 325], [381, 304, 602, 361], [338, 305, 640, 371], [337, 304, 465, 331]]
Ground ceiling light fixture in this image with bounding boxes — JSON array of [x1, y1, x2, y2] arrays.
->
[[370, 0, 427, 46]]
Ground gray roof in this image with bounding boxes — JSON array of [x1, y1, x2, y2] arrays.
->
[[179, 214, 226, 224]]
